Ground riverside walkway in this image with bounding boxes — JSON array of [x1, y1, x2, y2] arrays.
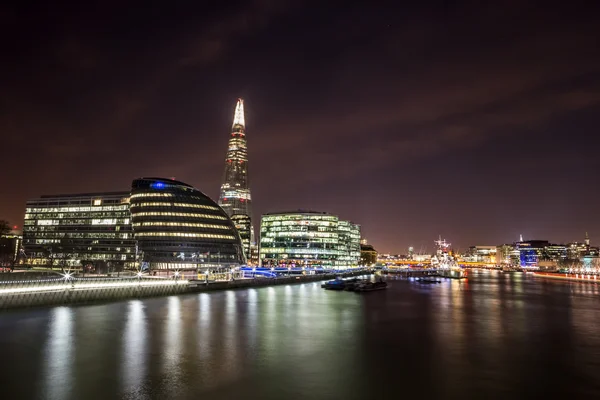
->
[[0, 269, 369, 310]]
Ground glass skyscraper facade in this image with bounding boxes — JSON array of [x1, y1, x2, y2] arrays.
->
[[218, 98, 253, 259], [23, 192, 135, 268], [130, 177, 245, 271], [260, 211, 361, 269], [337, 220, 361, 267]]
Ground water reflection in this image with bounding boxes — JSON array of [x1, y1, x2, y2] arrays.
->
[[163, 296, 183, 393], [3, 275, 600, 399], [121, 300, 147, 396], [222, 290, 240, 378], [43, 307, 74, 400]]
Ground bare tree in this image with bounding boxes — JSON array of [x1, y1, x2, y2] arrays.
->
[[0, 220, 11, 236]]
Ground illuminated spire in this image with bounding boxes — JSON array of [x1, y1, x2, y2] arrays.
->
[[519, 234, 523, 242], [232, 98, 245, 128]]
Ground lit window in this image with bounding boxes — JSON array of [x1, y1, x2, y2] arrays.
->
[[93, 199, 102, 206]]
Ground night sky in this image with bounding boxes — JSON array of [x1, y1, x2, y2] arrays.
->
[[2, 1, 600, 253]]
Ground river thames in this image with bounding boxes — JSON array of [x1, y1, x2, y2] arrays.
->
[[1, 271, 600, 399]]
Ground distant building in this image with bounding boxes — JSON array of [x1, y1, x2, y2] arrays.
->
[[496, 244, 515, 265], [567, 234, 599, 259], [360, 243, 377, 266], [259, 211, 361, 269], [0, 228, 22, 267], [543, 244, 567, 261], [516, 240, 549, 268], [514, 240, 569, 267], [130, 177, 245, 271], [248, 243, 259, 265], [23, 192, 135, 269], [467, 246, 497, 263]]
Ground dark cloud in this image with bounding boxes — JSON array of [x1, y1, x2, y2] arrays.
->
[[1, 0, 600, 253]]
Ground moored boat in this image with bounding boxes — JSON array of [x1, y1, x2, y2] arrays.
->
[[354, 280, 388, 292], [321, 277, 362, 290]]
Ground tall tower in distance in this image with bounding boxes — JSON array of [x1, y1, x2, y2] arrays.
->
[[218, 98, 253, 262], [585, 232, 590, 246]]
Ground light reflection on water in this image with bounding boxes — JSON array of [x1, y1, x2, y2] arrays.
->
[[2, 274, 600, 399], [44, 307, 74, 400], [121, 300, 147, 396]]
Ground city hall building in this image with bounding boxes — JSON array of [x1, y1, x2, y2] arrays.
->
[[130, 177, 245, 271], [259, 211, 361, 269]]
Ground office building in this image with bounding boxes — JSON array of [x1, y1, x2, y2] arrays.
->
[[496, 244, 515, 265], [467, 245, 497, 263], [360, 242, 378, 266], [23, 192, 135, 268], [218, 98, 253, 258], [567, 233, 599, 259], [130, 177, 245, 271], [259, 211, 361, 269], [337, 220, 361, 267]]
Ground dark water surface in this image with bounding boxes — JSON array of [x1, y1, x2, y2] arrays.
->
[[2, 271, 600, 399]]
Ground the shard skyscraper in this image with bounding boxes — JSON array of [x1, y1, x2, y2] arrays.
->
[[218, 98, 253, 261]]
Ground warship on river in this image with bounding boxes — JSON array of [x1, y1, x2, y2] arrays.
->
[[431, 237, 466, 279]]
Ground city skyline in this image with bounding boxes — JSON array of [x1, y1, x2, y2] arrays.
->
[[2, 2, 600, 253]]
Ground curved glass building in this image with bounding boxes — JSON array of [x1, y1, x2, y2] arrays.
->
[[130, 178, 245, 271], [260, 211, 361, 269]]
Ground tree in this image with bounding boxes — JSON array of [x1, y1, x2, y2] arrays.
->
[[43, 247, 58, 269], [0, 220, 11, 237]]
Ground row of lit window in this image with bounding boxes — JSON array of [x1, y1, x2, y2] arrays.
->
[[131, 192, 226, 206], [262, 215, 338, 222], [261, 238, 338, 245], [261, 225, 336, 233], [262, 220, 336, 227], [130, 193, 174, 199], [135, 232, 235, 239], [28, 233, 132, 239], [131, 212, 227, 220], [132, 222, 231, 230], [25, 212, 129, 219], [264, 231, 338, 238], [131, 202, 219, 210], [220, 190, 251, 200], [28, 253, 134, 259], [25, 206, 128, 213], [259, 248, 341, 255]]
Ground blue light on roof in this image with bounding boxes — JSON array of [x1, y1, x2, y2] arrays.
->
[[151, 182, 166, 189]]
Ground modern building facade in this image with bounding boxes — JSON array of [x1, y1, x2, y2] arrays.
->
[[466, 245, 497, 263], [130, 177, 245, 271], [259, 211, 361, 269], [23, 192, 135, 268], [338, 220, 361, 267], [218, 98, 253, 259]]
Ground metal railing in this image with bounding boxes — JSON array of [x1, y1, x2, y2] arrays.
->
[[0, 276, 189, 310]]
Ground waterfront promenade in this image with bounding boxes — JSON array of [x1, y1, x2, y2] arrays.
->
[[0, 270, 368, 310]]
